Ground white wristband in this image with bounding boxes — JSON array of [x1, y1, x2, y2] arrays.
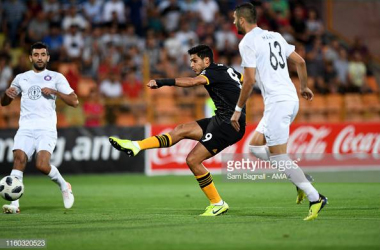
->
[[235, 105, 243, 112]]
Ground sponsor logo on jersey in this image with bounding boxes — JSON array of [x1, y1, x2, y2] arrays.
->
[[44, 75, 52, 81], [28, 85, 42, 100]]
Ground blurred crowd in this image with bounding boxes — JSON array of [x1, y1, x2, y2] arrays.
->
[[0, 0, 377, 127]]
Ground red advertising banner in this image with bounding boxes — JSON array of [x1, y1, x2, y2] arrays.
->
[[146, 123, 380, 175]]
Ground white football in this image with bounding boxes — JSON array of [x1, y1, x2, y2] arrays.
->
[[0, 176, 24, 201]]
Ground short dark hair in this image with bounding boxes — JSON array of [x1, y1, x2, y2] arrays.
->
[[188, 44, 214, 63], [30, 42, 49, 55], [235, 2, 257, 24]]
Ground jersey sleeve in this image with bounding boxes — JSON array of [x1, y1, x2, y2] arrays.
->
[[10, 75, 22, 95], [278, 34, 295, 58], [56, 73, 74, 95], [200, 68, 219, 85], [239, 43, 257, 68]]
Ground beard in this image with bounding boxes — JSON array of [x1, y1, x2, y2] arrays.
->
[[33, 62, 47, 71], [236, 23, 245, 35]]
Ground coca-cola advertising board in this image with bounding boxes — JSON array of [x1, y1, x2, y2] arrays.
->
[[146, 123, 380, 175]]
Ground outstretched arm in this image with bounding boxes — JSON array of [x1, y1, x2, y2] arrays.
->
[[230, 67, 256, 132], [41, 88, 79, 108], [147, 76, 208, 89], [288, 51, 314, 101]]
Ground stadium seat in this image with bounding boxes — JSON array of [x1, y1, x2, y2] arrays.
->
[[344, 94, 364, 121], [297, 97, 311, 122], [308, 95, 327, 122], [362, 93, 380, 121], [77, 77, 97, 98], [367, 76, 379, 93], [326, 94, 343, 123]]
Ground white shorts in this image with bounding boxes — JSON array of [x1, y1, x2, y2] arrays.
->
[[12, 129, 57, 160], [256, 101, 299, 146]]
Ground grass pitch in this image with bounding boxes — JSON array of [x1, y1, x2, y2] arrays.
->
[[1, 174, 379, 250]]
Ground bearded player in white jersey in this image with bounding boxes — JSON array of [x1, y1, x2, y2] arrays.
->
[[230, 3, 327, 221], [1, 42, 79, 214]]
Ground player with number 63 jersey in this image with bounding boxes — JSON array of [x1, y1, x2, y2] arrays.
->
[[109, 44, 246, 216], [231, 3, 327, 221]]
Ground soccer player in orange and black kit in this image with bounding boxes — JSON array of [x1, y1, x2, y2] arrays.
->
[[109, 44, 245, 216]]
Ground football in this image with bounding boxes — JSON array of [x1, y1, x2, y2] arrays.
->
[[0, 176, 24, 201]]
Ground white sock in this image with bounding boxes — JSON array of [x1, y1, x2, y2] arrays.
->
[[48, 165, 68, 191], [212, 200, 224, 206], [270, 154, 319, 202], [10, 170, 23, 208], [249, 145, 270, 161]]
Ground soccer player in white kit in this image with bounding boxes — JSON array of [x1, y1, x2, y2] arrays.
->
[[0, 42, 79, 214], [230, 3, 327, 220]]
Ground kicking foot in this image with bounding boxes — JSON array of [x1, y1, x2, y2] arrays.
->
[[109, 137, 140, 157]]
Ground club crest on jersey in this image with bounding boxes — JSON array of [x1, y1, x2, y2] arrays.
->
[[44, 75, 52, 81], [28, 85, 42, 100]]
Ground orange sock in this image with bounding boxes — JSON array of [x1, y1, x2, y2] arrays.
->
[[196, 172, 222, 204], [137, 133, 172, 150]]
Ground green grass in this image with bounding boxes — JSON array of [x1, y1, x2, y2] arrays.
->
[[1, 174, 380, 250]]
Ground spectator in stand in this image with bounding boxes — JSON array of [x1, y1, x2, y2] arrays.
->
[[2, 0, 27, 46], [290, 4, 309, 44], [126, 0, 145, 35], [82, 40, 101, 78], [334, 47, 349, 93], [27, 12, 49, 45], [349, 36, 371, 66], [176, 21, 199, 51], [121, 24, 143, 50], [323, 61, 339, 93], [164, 30, 183, 62], [324, 39, 340, 63], [348, 52, 371, 93], [179, 0, 198, 13], [26, 0, 43, 20], [100, 72, 123, 98], [102, 0, 126, 24], [306, 8, 324, 40], [122, 70, 143, 100], [269, 0, 290, 20], [101, 24, 122, 47], [215, 20, 238, 51], [146, 6, 164, 33], [62, 5, 88, 31], [83, 88, 105, 127], [306, 37, 325, 94], [82, 0, 103, 25], [160, 0, 182, 32], [196, 0, 219, 23], [43, 0, 62, 23], [63, 24, 85, 62], [42, 24, 64, 63]]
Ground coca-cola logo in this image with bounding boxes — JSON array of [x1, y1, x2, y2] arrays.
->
[[333, 125, 380, 159], [288, 126, 330, 157]]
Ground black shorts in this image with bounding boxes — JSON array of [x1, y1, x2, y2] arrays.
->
[[196, 115, 245, 156]]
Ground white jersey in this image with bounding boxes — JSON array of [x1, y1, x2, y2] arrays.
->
[[10, 69, 73, 131], [239, 27, 298, 105]]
